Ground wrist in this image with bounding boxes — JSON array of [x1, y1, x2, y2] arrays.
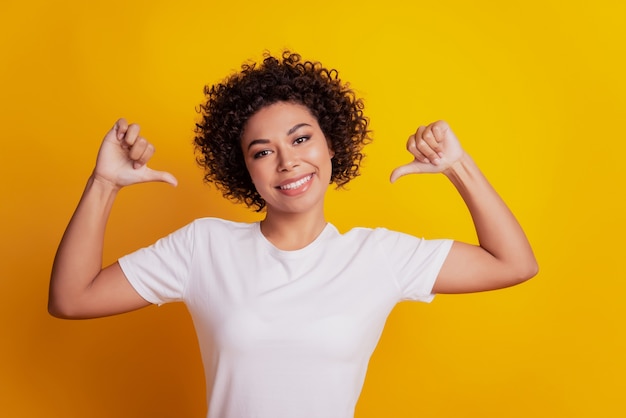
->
[[443, 152, 475, 180], [442, 152, 493, 201], [89, 173, 122, 195]]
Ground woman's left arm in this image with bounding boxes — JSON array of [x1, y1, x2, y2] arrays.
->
[[390, 121, 538, 293]]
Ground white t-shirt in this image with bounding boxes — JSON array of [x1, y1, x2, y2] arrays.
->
[[119, 218, 453, 418]]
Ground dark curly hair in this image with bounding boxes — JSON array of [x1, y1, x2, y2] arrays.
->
[[194, 50, 371, 211]]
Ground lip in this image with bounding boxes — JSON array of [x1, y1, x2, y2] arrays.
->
[[275, 174, 314, 192]]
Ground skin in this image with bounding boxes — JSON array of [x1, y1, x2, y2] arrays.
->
[[48, 102, 537, 319], [390, 121, 538, 293], [48, 120, 174, 318], [241, 102, 335, 251]]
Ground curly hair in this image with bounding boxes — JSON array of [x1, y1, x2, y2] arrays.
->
[[194, 50, 371, 211]]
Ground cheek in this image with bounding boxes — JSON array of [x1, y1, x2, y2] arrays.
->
[[325, 158, 334, 182], [245, 161, 273, 190], [314, 149, 334, 181], [247, 167, 261, 185]]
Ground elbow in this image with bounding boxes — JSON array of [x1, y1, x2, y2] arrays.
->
[[512, 258, 539, 285], [48, 294, 83, 320], [47, 299, 70, 319], [528, 260, 540, 280], [48, 305, 84, 320], [525, 255, 540, 280], [48, 275, 92, 319], [48, 286, 67, 319]]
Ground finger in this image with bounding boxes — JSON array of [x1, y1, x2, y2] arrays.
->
[[416, 136, 441, 164], [407, 133, 430, 164], [421, 124, 444, 160], [129, 136, 152, 164], [421, 124, 438, 148], [390, 162, 420, 183], [143, 168, 178, 187], [431, 120, 450, 143], [122, 123, 141, 148], [132, 145, 155, 169], [104, 119, 128, 142], [114, 118, 129, 140]]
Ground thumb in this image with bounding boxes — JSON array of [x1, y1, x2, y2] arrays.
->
[[390, 162, 421, 183], [142, 167, 178, 187]]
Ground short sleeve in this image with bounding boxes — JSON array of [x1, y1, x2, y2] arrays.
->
[[118, 222, 195, 305], [374, 228, 453, 302]]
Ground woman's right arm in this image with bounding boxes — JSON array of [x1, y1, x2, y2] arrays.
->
[[48, 119, 177, 319]]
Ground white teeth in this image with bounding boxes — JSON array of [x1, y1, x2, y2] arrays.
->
[[279, 175, 312, 190]]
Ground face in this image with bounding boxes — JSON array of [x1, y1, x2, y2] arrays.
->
[[241, 101, 335, 216]]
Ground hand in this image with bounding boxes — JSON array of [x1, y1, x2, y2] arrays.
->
[[93, 119, 177, 188], [390, 120, 465, 183]]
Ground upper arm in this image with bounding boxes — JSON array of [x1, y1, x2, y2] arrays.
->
[[49, 262, 152, 319], [432, 241, 537, 294]]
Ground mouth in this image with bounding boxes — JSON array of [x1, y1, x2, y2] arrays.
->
[[277, 174, 313, 190]]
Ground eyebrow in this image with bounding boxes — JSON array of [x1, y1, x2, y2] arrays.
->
[[287, 122, 311, 135], [246, 123, 312, 150]]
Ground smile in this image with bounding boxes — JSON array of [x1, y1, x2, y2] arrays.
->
[[278, 175, 313, 190]]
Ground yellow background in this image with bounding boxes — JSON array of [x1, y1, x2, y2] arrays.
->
[[1, 0, 624, 416]]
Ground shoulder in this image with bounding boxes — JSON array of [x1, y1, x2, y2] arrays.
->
[[337, 224, 452, 254], [157, 217, 256, 245], [339, 225, 406, 242], [330, 225, 410, 251], [191, 217, 255, 231], [186, 217, 258, 244]]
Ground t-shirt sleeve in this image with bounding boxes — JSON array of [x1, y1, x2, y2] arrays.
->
[[375, 228, 453, 302], [118, 221, 195, 305]]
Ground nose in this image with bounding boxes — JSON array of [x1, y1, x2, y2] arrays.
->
[[277, 147, 299, 172]]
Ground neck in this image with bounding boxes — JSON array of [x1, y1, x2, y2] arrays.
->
[[260, 209, 327, 251]]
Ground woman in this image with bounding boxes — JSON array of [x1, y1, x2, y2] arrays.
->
[[49, 51, 538, 418]]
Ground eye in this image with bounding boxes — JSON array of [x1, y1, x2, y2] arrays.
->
[[253, 149, 272, 159], [293, 135, 310, 145]]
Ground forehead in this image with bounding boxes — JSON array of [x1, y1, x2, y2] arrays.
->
[[242, 102, 318, 140]]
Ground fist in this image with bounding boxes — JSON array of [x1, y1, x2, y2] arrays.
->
[[93, 119, 178, 188], [390, 120, 464, 182]]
